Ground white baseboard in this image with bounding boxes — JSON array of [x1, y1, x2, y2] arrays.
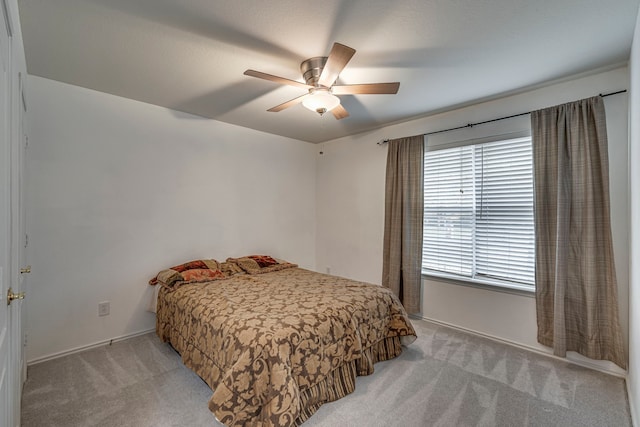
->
[[420, 316, 628, 379], [27, 328, 156, 366]]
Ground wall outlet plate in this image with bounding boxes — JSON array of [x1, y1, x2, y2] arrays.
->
[[98, 301, 110, 317]]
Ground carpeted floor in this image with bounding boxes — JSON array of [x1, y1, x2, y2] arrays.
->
[[21, 319, 632, 426]]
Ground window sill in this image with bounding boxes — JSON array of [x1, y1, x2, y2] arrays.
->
[[421, 270, 535, 298]]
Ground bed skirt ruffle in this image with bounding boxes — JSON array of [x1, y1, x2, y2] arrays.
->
[[295, 335, 404, 425]]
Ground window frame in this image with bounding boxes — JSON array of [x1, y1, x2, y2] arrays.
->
[[421, 131, 536, 294]]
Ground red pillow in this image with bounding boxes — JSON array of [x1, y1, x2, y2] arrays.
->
[[170, 260, 208, 273], [248, 255, 278, 268]]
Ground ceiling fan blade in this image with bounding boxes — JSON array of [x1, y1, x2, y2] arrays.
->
[[318, 43, 356, 88], [332, 82, 400, 95], [331, 104, 349, 120], [244, 70, 311, 90], [267, 93, 310, 112]]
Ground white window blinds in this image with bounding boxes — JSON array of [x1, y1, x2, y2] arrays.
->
[[423, 136, 535, 290]]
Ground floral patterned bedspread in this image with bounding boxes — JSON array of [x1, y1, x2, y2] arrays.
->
[[156, 267, 416, 426]]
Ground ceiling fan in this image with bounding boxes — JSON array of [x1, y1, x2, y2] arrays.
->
[[244, 43, 400, 120]]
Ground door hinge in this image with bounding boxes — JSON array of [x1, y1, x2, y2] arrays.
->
[[24, 233, 28, 248]]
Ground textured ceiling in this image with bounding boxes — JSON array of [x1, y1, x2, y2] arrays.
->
[[18, 0, 640, 143]]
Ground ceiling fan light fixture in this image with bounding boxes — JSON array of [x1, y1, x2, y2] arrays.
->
[[302, 88, 340, 116]]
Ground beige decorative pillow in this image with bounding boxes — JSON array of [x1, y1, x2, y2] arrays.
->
[[156, 269, 182, 287], [233, 257, 263, 274], [202, 259, 221, 270], [226, 255, 297, 275], [219, 261, 246, 276]]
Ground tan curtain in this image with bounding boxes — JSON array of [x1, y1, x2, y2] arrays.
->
[[382, 135, 424, 314], [532, 96, 626, 369]]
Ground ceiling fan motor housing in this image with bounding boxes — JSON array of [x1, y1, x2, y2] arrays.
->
[[301, 56, 329, 87]]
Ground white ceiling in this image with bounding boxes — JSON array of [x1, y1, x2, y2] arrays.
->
[[18, 0, 640, 143]]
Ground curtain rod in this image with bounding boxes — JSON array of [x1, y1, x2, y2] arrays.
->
[[377, 89, 627, 145]]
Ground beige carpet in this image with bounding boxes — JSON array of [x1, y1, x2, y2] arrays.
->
[[21, 319, 632, 426]]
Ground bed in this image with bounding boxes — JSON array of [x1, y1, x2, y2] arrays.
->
[[152, 256, 416, 426]]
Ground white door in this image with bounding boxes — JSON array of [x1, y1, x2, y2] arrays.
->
[[0, 0, 13, 425], [10, 72, 28, 424], [18, 75, 27, 387]]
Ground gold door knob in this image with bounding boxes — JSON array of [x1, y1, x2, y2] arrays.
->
[[7, 288, 25, 305], [20, 266, 31, 274]]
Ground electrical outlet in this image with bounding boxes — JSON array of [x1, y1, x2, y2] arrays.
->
[[98, 301, 110, 317]]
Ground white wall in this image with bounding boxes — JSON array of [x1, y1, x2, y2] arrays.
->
[[627, 6, 640, 423], [316, 67, 629, 375], [25, 76, 317, 362]]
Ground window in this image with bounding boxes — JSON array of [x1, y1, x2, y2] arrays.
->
[[422, 136, 535, 291]]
